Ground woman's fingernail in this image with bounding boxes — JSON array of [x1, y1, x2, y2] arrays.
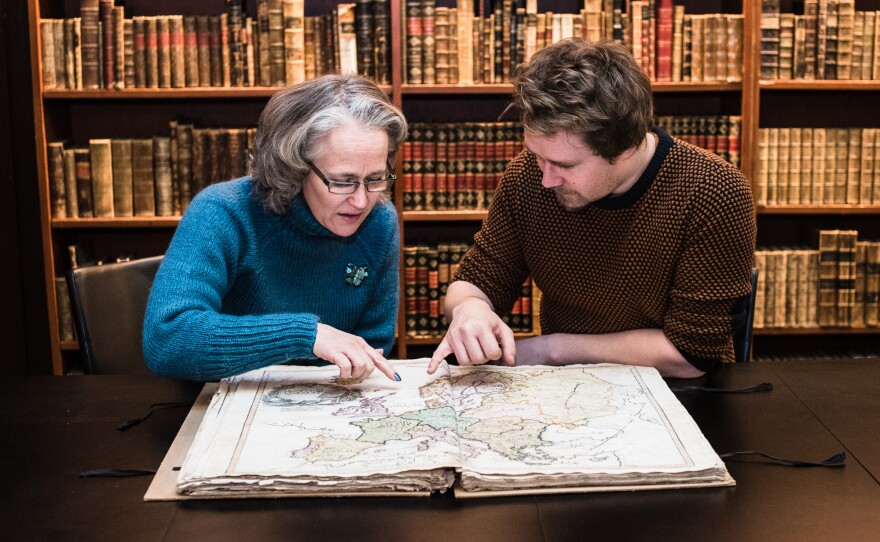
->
[[394, 373, 401, 382]]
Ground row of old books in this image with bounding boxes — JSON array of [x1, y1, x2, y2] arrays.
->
[[402, 122, 522, 211], [39, 0, 391, 90], [756, 127, 880, 206], [760, 0, 880, 80], [403, 0, 742, 85], [754, 231, 880, 329], [48, 125, 255, 219], [403, 243, 537, 337], [655, 115, 742, 169]]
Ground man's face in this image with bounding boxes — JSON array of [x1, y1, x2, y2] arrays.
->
[[523, 129, 625, 211]]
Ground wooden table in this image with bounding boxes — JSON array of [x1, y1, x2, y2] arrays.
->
[[3, 359, 879, 541]]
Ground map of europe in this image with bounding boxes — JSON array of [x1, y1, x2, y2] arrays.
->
[[225, 362, 694, 476]]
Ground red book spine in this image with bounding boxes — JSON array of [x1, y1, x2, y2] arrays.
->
[[656, 0, 673, 81]]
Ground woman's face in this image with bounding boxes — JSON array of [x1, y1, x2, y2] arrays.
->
[[301, 122, 390, 237]]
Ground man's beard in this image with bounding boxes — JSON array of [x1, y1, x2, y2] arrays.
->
[[552, 187, 591, 211]]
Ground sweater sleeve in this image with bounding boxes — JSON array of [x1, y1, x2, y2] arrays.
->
[[663, 164, 757, 367], [453, 156, 531, 314], [143, 190, 319, 381]]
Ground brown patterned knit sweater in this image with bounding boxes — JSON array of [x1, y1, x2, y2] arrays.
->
[[454, 127, 757, 369]]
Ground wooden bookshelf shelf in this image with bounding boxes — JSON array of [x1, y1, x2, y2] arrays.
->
[[401, 84, 513, 95], [60, 341, 78, 351], [758, 205, 880, 215], [52, 217, 182, 229], [760, 80, 880, 91], [755, 327, 880, 336], [401, 82, 741, 95], [402, 210, 488, 222], [43, 86, 393, 99], [650, 82, 742, 92]]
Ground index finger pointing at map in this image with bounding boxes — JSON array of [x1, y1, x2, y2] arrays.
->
[[428, 340, 453, 374]]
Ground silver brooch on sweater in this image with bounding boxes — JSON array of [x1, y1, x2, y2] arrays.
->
[[344, 263, 369, 286]]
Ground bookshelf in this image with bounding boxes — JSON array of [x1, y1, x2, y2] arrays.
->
[[27, 0, 879, 373], [752, 0, 880, 353]]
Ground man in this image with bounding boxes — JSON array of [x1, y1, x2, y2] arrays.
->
[[428, 39, 756, 378]]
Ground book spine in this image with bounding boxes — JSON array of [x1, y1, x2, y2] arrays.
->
[[157, 16, 172, 88], [812, 127, 826, 204], [355, 0, 375, 79], [123, 19, 134, 88], [63, 18, 79, 89], [169, 16, 185, 88], [99, 0, 115, 88], [818, 229, 840, 326], [800, 128, 813, 204], [153, 137, 173, 216], [753, 250, 767, 328], [854, 241, 868, 325], [760, 0, 781, 80], [836, 230, 858, 326], [74, 149, 94, 218], [146, 16, 159, 88], [183, 16, 199, 87], [861, 129, 876, 204], [133, 17, 146, 87], [89, 138, 114, 218], [374, 0, 392, 84], [866, 242, 880, 326], [132, 139, 155, 217], [80, 0, 101, 89], [779, 13, 794, 80], [228, 0, 244, 86], [177, 124, 194, 212], [63, 149, 79, 218], [110, 139, 134, 217], [48, 142, 67, 218]]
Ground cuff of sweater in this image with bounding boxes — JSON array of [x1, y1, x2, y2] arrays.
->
[[282, 313, 321, 360]]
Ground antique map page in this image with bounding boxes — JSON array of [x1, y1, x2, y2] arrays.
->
[[177, 361, 458, 495], [177, 361, 731, 496], [450, 364, 731, 492]]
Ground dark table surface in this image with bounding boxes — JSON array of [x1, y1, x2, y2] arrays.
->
[[3, 359, 880, 542]]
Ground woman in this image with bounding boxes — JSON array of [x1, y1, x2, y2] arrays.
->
[[143, 74, 408, 382]]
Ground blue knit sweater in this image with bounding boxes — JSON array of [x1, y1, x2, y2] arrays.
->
[[143, 177, 400, 381]]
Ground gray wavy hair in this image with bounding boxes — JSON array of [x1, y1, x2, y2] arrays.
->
[[249, 74, 408, 215]]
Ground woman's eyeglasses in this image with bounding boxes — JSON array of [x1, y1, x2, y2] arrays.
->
[[306, 160, 396, 194]]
